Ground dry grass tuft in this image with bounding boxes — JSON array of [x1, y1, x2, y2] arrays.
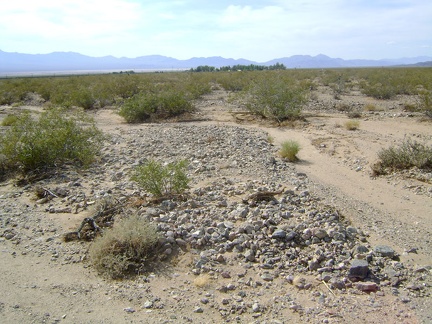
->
[[344, 120, 360, 130], [279, 140, 301, 162], [193, 273, 211, 288], [89, 214, 160, 279]]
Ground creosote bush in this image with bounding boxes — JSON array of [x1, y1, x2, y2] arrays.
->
[[119, 91, 194, 123], [132, 159, 189, 197], [89, 215, 160, 279], [280, 140, 301, 162], [242, 74, 307, 123], [419, 90, 432, 118], [376, 138, 432, 174], [0, 108, 104, 174]]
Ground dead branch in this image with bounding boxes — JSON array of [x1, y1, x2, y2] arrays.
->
[[63, 197, 124, 242]]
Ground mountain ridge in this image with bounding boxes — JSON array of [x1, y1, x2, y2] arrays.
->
[[1, 50, 431, 74]]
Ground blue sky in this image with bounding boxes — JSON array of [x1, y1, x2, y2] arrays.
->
[[1, 0, 431, 61]]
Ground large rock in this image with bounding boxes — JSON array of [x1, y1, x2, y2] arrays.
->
[[373, 245, 395, 258], [271, 229, 287, 239], [349, 259, 369, 280]]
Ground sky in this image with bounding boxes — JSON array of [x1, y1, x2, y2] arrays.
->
[[1, 0, 431, 62]]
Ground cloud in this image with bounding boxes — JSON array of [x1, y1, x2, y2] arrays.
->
[[0, 0, 143, 53], [0, 0, 430, 60]]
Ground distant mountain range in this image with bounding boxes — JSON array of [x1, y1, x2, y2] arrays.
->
[[1, 50, 431, 75]]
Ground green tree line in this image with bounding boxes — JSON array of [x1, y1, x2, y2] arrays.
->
[[190, 62, 286, 72]]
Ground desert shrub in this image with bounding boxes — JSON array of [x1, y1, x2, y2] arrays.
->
[[132, 159, 189, 197], [360, 82, 396, 99], [119, 91, 194, 123], [267, 134, 275, 144], [89, 214, 160, 279], [280, 140, 300, 161], [1, 114, 20, 126], [0, 108, 104, 173], [69, 87, 96, 109], [244, 76, 307, 122], [403, 103, 418, 112], [377, 138, 432, 172], [344, 120, 360, 130], [364, 104, 377, 111], [331, 75, 346, 99], [215, 72, 254, 92], [419, 90, 432, 118], [347, 111, 362, 118], [335, 103, 351, 112], [0, 79, 30, 105]]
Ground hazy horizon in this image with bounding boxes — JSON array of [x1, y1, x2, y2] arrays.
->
[[1, 1, 431, 62]]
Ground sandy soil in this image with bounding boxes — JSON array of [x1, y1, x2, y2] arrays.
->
[[0, 84, 431, 323]]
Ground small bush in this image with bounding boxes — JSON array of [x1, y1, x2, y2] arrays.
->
[[1, 114, 20, 126], [377, 138, 432, 173], [0, 108, 104, 173], [119, 91, 194, 123], [419, 90, 432, 118], [267, 134, 275, 144], [347, 111, 362, 119], [403, 103, 418, 112], [244, 76, 307, 122], [364, 104, 377, 111], [360, 82, 396, 99], [89, 215, 160, 279], [280, 140, 300, 161], [344, 120, 360, 130], [132, 159, 189, 197]]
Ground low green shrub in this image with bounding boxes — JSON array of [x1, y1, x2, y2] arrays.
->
[[377, 138, 432, 172], [0, 108, 104, 173], [244, 76, 307, 122], [132, 159, 189, 197], [1, 114, 20, 126], [89, 214, 160, 279], [360, 81, 396, 100], [280, 140, 300, 161], [419, 90, 432, 118], [119, 91, 194, 123]]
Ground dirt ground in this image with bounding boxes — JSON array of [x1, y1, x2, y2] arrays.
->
[[0, 84, 431, 323]]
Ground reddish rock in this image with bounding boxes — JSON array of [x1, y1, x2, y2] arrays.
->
[[356, 282, 379, 292]]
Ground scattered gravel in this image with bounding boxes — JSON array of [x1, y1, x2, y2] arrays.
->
[[1, 122, 431, 323]]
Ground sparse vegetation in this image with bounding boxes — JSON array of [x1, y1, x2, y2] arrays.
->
[[279, 140, 301, 161], [89, 214, 160, 279], [0, 108, 104, 174], [375, 138, 432, 174], [344, 120, 360, 130], [132, 159, 189, 197]]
